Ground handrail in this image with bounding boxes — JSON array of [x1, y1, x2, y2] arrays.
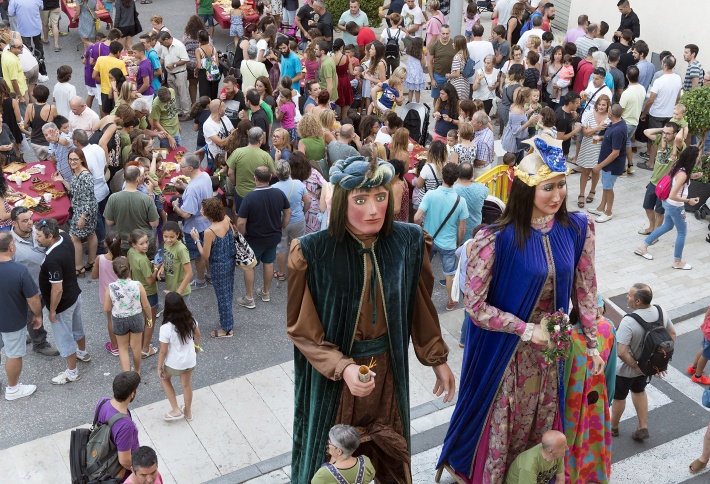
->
[[474, 165, 511, 204]]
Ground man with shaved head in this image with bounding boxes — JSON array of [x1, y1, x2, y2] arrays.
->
[[326, 123, 361, 163], [505, 430, 566, 483], [202, 98, 234, 159], [68, 96, 99, 137]]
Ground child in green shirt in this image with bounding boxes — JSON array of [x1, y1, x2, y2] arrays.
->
[[127, 229, 161, 358], [158, 222, 193, 298]]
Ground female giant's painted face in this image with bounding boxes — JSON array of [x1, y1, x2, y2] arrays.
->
[[533, 174, 567, 219], [346, 187, 389, 235]]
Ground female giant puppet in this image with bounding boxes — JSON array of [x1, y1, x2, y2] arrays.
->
[[287, 155, 456, 483], [437, 136, 605, 483]]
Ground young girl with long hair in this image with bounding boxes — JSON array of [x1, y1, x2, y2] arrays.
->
[[104, 256, 153, 374], [158, 222, 193, 299], [127, 229, 161, 359], [635, 146, 701, 269], [432, 84, 459, 143], [158, 292, 201, 421], [416, 139, 447, 194], [404, 37, 426, 103], [501, 87, 540, 162], [92, 231, 122, 356]]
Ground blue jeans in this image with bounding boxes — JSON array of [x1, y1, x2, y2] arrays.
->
[[459, 310, 472, 345], [159, 134, 182, 149], [644, 201, 686, 260], [431, 73, 448, 99]]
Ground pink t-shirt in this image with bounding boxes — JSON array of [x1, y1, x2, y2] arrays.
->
[[125, 471, 163, 484], [279, 101, 296, 129], [426, 13, 446, 42], [559, 65, 575, 81], [98, 254, 119, 304]]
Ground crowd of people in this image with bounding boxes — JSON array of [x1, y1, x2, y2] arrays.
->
[[0, 0, 708, 482]]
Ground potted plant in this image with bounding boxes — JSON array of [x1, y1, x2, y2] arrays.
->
[[681, 87, 710, 211]]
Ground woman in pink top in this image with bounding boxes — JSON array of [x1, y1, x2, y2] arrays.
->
[[92, 231, 121, 356], [425, 0, 447, 47]]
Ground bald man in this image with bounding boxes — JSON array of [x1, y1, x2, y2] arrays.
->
[[202, 98, 234, 159], [505, 430, 566, 484], [68, 96, 99, 137]]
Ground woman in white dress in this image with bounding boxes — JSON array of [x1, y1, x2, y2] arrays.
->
[[576, 94, 611, 208]]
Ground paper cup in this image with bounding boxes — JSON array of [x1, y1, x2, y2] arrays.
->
[[38, 164, 46, 175], [43, 193, 52, 203], [358, 365, 371, 382], [15, 179, 21, 188], [408, 143, 414, 151]]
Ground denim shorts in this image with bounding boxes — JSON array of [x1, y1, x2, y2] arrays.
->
[[702, 338, 710, 360], [198, 14, 215, 27], [601, 170, 618, 190], [250, 242, 277, 264], [184, 230, 204, 259], [112, 313, 145, 336], [147, 293, 159, 308], [626, 124, 638, 148], [0, 327, 27, 359], [642, 182, 664, 214], [430, 243, 458, 276], [159, 134, 182, 149], [52, 295, 85, 358]]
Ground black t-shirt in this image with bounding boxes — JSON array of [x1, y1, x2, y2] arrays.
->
[[238, 187, 290, 247], [555, 107, 575, 156], [250, 108, 270, 150], [605, 42, 634, 75], [195, 109, 211, 148], [0, 260, 38, 333], [43, 0, 60, 10], [296, 5, 316, 35], [317, 11, 333, 39], [39, 234, 82, 314], [283, 0, 299, 12], [618, 11, 640, 39], [385, 0, 405, 27]]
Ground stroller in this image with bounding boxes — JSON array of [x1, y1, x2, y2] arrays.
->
[[402, 102, 432, 147], [481, 195, 505, 224], [475, 0, 495, 14]]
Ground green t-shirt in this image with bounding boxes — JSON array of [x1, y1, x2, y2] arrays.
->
[[504, 444, 563, 484], [127, 248, 158, 296], [227, 146, 276, 197], [650, 134, 685, 185], [310, 456, 376, 484], [248, 101, 274, 123], [163, 241, 191, 296], [150, 88, 180, 136], [103, 191, 160, 251], [319, 56, 339, 103], [197, 0, 214, 15]]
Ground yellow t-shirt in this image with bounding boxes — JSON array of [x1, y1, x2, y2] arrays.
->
[[93, 56, 128, 95], [1, 52, 26, 96]]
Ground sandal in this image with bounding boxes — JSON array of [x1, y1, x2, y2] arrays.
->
[[210, 329, 233, 338], [586, 191, 595, 203], [690, 459, 708, 474], [273, 271, 286, 281], [83, 261, 95, 273], [577, 196, 584, 208], [75, 267, 86, 277], [141, 345, 158, 359], [611, 427, 619, 437]]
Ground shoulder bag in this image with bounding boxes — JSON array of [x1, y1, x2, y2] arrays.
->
[[431, 195, 461, 241]]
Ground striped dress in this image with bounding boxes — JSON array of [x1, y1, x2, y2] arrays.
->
[[576, 110, 609, 169]]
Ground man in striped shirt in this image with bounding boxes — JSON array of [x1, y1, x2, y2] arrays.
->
[[683, 44, 704, 92]]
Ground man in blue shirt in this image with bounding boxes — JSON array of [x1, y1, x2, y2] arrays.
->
[[277, 38, 303, 92], [591, 103, 627, 224], [631, 40, 654, 91], [8, 0, 46, 77], [414, 163, 469, 311]]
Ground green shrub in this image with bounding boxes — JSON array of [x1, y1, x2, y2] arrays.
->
[[326, 0, 383, 31], [680, 86, 710, 152]]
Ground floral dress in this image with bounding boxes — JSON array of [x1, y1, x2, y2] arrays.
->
[[69, 170, 98, 238], [304, 168, 326, 234], [78, 0, 98, 39], [230, 13, 244, 37], [458, 215, 597, 483], [404, 55, 426, 91], [394, 179, 410, 222], [452, 143, 477, 165]]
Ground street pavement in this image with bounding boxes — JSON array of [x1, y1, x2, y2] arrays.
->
[[2, 1, 710, 483]]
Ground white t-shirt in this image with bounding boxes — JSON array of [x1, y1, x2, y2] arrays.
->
[[203, 115, 234, 156], [616, 306, 673, 378], [496, 0, 516, 27], [53, 82, 76, 119], [517, 28, 546, 49], [381, 27, 406, 47], [401, 4, 425, 38], [583, 83, 613, 110], [471, 68, 500, 101], [466, 40, 495, 81], [159, 320, 198, 370], [649, 73, 683, 118], [83, 143, 109, 202], [252, 38, 269, 58]]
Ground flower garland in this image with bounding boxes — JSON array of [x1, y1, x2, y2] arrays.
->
[[540, 309, 573, 363]]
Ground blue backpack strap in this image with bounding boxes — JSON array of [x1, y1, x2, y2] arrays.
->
[[355, 455, 365, 484], [322, 462, 349, 484]]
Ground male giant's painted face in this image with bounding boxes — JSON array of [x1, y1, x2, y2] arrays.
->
[[346, 187, 389, 235]]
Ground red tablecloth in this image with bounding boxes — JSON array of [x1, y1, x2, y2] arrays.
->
[[401, 138, 427, 202], [4, 162, 71, 225], [157, 147, 191, 190], [212, 4, 259, 30], [62, 0, 113, 30]]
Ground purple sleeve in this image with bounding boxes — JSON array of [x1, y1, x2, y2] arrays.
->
[[137, 61, 152, 80], [112, 418, 140, 453]]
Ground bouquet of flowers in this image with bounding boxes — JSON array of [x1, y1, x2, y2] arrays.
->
[[539, 309, 573, 363]]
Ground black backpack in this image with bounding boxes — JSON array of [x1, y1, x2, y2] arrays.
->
[[627, 305, 674, 378], [70, 399, 129, 484], [385, 29, 402, 60]]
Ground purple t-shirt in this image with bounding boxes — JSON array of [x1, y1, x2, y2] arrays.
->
[[84, 45, 97, 87], [95, 398, 139, 453], [279, 101, 296, 129], [90, 42, 111, 84], [136, 58, 155, 96]]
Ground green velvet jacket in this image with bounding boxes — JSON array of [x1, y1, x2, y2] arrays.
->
[[291, 222, 427, 483]]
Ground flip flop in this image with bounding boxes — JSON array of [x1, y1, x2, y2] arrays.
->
[[141, 345, 158, 359], [180, 405, 194, 422], [210, 329, 233, 338], [690, 459, 708, 474], [163, 412, 184, 421]]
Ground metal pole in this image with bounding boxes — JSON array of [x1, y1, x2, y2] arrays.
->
[[449, 0, 464, 36]]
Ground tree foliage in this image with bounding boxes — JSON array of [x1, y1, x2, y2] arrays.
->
[[680, 86, 710, 151], [326, 0, 383, 32]]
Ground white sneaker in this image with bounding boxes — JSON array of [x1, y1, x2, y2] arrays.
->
[[595, 213, 613, 223], [76, 351, 91, 362], [587, 207, 603, 216], [51, 370, 80, 385], [38, 74, 49, 83], [5, 383, 37, 400]]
